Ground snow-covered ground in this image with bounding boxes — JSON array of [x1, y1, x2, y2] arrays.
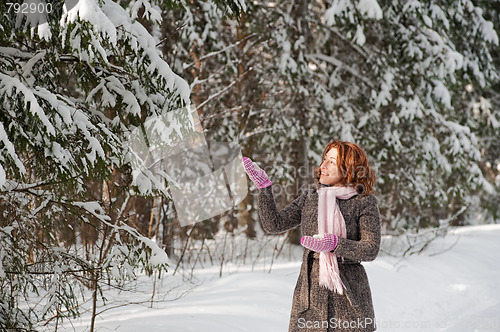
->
[[61, 224, 500, 332]]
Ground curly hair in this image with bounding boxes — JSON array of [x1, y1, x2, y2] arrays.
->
[[314, 140, 376, 195]]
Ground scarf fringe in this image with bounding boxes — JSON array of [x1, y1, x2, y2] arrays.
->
[[319, 252, 345, 294]]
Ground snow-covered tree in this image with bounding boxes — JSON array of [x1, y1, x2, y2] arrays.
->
[[314, 0, 499, 230], [171, 0, 499, 236], [0, 0, 206, 329], [464, 0, 500, 224]]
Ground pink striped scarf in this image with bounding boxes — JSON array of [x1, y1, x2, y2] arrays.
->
[[317, 186, 358, 294]]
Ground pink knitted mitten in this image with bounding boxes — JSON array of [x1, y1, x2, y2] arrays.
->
[[242, 157, 272, 189], [300, 234, 339, 252]]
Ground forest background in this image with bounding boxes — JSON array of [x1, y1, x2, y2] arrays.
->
[[1, 0, 499, 330]]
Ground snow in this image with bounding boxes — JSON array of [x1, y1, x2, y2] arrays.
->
[[422, 15, 432, 28], [0, 73, 56, 136], [141, 237, 169, 266], [62, 0, 117, 46], [21, 50, 47, 78], [100, 0, 190, 105], [105, 76, 141, 115], [480, 20, 499, 45], [129, 0, 162, 23], [433, 81, 452, 109], [325, 0, 353, 26], [60, 225, 500, 332], [0, 121, 26, 176], [353, 25, 366, 46], [58, 0, 190, 106], [397, 96, 424, 121], [71, 201, 111, 221], [236, 0, 247, 13], [15, 0, 52, 40], [375, 71, 395, 108], [44, 142, 70, 168], [0, 163, 5, 189], [430, 5, 449, 30], [357, 0, 383, 20]]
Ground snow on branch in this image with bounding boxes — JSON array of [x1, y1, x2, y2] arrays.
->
[[100, 0, 190, 104], [128, 0, 163, 23], [0, 122, 26, 180], [61, 0, 118, 46], [305, 53, 375, 89], [0, 73, 55, 136], [70, 200, 169, 266]]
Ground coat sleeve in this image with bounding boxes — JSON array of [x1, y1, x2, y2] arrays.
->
[[257, 186, 307, 234], [333, 194, 381, 262]]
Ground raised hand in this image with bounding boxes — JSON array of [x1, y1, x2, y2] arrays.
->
[[242, 157, 272, 189]]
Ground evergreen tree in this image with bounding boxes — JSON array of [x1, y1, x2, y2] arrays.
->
[[173, 0, 499, 235], [0, 0, 203, 329], [317, 0, 499, 230]]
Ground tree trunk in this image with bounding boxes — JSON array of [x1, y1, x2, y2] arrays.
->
[[288, 0, 311, 245]]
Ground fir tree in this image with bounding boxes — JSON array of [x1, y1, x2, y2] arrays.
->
[[0, 0, 200, 329]]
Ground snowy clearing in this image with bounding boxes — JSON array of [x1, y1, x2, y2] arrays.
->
[[61, 224, 500, 332]]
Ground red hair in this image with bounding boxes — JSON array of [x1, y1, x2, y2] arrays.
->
[[314, 140, 375, 195]]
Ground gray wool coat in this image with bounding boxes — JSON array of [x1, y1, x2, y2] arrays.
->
[[258, 184, 381, 332]]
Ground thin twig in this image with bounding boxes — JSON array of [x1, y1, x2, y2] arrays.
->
[[183, 33, 258, 69]]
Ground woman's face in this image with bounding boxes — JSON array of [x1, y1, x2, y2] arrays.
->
[[319, 147, 343, 186]]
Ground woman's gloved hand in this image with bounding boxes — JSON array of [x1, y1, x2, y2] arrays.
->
[[300, 234, 339, 252], [242, 157, 272, 189]]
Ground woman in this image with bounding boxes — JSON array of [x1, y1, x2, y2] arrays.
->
[[242, 140, 380, 332]]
